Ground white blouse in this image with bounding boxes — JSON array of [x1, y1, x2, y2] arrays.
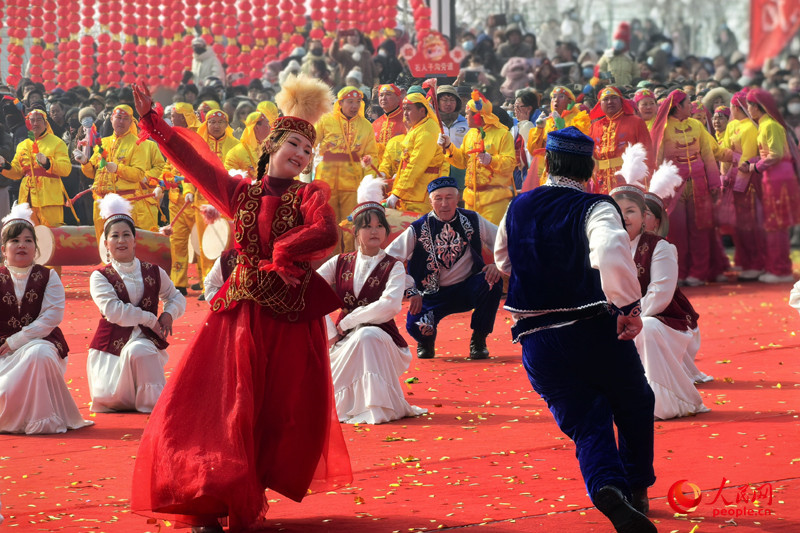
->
[[317, 250, 407, 332], [4, 265, 65, 352], [89, 258, 185, 330], [630, 234, 679, 317]]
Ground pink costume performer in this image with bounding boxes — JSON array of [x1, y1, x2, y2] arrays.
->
[[129, 77, 352, 532], [743, 89, 800, 282], [650, 90, 731, 284]]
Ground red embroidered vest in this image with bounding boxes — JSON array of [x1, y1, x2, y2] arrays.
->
[[334, 252, 408, 348], [89, 261, 168, 356], [0, 265, 69, 358], [634, 233, 699, 331]]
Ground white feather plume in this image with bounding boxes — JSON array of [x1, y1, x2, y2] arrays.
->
[[98, 193, 132, 220], [1, 202, 34, 227], [618, 143, 649, 186], [649, 160, 683, 201], [357, 174, 386, 204]]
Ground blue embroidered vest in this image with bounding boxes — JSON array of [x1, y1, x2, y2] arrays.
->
[[408, 208, 484, 294], [505, 186, 620, 332]]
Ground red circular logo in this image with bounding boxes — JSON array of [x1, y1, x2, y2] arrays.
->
[[667, 479, 702, 513]]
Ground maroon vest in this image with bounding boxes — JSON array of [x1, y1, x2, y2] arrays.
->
[[219, 248, 239, 281], [89, 261, 168, 356], [634, 233, 699, 331], [334, 252, 408, 348], [0, 265, 69, 358]]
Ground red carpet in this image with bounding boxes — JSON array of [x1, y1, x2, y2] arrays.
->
[[2, 265, 799, 532]]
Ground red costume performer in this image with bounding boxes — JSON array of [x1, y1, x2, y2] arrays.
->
[[589, 87, 654, 195], [372, 84, 406, 159], [129, 77, 352, 532], [651, 90, 731, 284]]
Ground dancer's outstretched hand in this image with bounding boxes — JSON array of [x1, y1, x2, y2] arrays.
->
[[132, 82, 153, 118]]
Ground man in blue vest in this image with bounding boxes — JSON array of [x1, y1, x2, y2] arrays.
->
[[494, 127, 657, 533], [386, 177, 502, 360]]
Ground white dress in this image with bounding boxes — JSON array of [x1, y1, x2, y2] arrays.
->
[[87, 258, 185, 413], [630, 235, 711, 420], [0, 265, 92, 434], [318, 250, 427, 424]]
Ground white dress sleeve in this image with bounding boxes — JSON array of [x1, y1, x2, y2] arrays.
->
[[384, 226, 416, 262], [641, 240, 679, 316], [339, 261, 406, 331], [494, 210, 511, 275], [158, 267, 186, 320], [203, 257, 225, 301], [586, 202, 642, 308], [89, 270, 158, 329], [316, 255, 339, 285], [790, 280, 800, 313], [5, 270, 65, 352]]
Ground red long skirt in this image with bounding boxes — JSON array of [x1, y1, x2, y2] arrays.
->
[[131, 301, 352, 531]]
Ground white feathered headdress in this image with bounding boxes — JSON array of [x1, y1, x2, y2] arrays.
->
[[1, 202, 34, 229], [98, 193, 133, 229], [648, 160, 682, 208], [350, 174, 387, 220], [617, 143, 649, 186]]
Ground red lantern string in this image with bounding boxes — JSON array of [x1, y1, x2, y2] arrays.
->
[[264, 0, 280, 63], [410, 0, 432, 40], [79, 0, 95, 89], [278, 0, 294, 57], [5, 0, 25, 88], [321, 0, 337, 49], [41, 0, 58, 91], [27, 0, 45, 85], [235, 0, 255, 85], [210, 0, 225, 58], [146, 0, 162, 87], [290, 0, 306, 50], [222, 0, 239, 83], [134, 4, 149, 81], [106, 0, 123, 87], [383, 0, 397, 42], [121, 1, 137, 85]]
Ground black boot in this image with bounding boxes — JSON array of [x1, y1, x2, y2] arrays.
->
[[631, 487, 649, 515], [416, 338, 435, 359], [469, 332, 490, 359], [190, 282, 202, 291], [594, 485, 656, 533], [177, 286, 187, 296]]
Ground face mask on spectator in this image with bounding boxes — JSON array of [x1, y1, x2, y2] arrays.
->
[[788, 103, 800, 115], [660, 42, 673, 53], [80, 117, 94, 128], [613, 40, 626, 51], [462, 40, 475, 52]]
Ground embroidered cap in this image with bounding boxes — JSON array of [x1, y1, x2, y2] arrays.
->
[[1, 202, 35, 229], [427, 176, 459, 194], [350, 174, 386, 219], [545, 126, 594, 157], [98, 193, 134, 230]]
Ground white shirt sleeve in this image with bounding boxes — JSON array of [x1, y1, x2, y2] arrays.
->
[[159, 267, 186, 320], [339, 261, 406, 331], [204, 257, 225, 302], [586, 201, 641, 309], [384, 226, 416, 262], [478, 215, 498, 255], [641, 240, 679, 316], [90, 270, 158, 329], [316, 255, 339, 285], [494, 210, 511, 275], [6, 270, 65, 352]]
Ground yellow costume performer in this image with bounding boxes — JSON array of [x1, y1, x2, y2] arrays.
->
[[315, 86, 378, 252], [161, 102, 199, 290], [183, 109, 239, 287], [224, 111, 269, 179], [445, 91, 516, 225], [379, 134, 405, 179], [81, 105, 153, 241], [1, 110, 70, 227], [389, 93, 445, 214]]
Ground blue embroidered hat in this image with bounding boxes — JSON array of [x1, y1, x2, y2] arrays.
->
[[427, 176, 459, 194], [545, 126, 594, 157]]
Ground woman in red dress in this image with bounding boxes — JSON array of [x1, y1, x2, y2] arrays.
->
[[129, 77, 352, 532]]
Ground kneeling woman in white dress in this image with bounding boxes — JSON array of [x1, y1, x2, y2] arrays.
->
[[611, 162, 710, 420], [87, 194, 185, 413], [0, 204, 92, 434], [317, 177, 426, 424]]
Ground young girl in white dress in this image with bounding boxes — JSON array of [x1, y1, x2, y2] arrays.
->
[[317, 176, 427, 424], [87, 194, 186, 413], [611, 152, 711, 419], [0, 203, 92, 434]]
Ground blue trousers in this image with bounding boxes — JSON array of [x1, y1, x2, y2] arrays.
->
[[406, 271, 503, 342], [521, 313, 656, 502]]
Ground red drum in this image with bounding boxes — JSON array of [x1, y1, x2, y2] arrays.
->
[[98, 229, 171, 272], [201, 218, 234, 260], [339, 207, 420, 245], [35, 225, 99, 266]]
